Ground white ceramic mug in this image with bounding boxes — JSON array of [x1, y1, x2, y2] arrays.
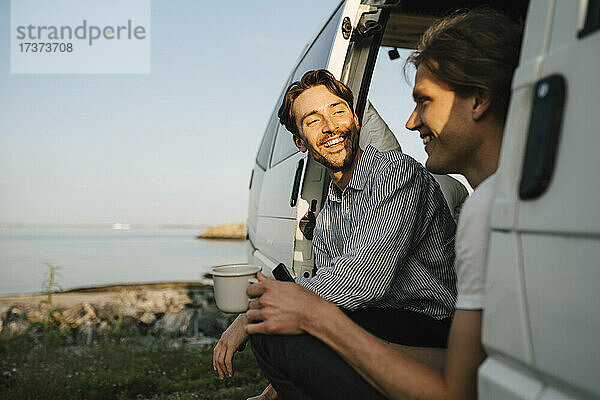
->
[[210, 264, 261, 313]]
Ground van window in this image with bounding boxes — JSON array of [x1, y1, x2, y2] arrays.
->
[[270, 124, 298, 167], [292, 4, 343, 81], [270, 4, 344, 167], [256, 115, 277, 170]]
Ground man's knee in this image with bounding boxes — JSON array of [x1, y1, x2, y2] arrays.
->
[[251, 333, 312, 359], [250, 333, 294, 371]]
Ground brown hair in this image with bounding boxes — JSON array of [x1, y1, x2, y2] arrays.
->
[[407, 8, 523, 122], [278, 69, 354, 137]]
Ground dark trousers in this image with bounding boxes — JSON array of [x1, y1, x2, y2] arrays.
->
[[250, 308, 451, 400], [344, 307, 451, 347]]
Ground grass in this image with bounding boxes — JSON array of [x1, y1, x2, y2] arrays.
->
[[0, 326, 268, 400]]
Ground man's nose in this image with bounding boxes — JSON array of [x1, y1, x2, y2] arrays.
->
[[322, 116, 337, 133], [405, 108, 421, 131]]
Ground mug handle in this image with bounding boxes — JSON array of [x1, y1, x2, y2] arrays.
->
[[249, 277, 258, 284]]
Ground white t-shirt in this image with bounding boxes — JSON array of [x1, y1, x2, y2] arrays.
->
[[454, 174, 497, 310]]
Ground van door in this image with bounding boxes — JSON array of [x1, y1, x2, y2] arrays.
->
[[482, 0, 600, 399], [252, 0, 387, 277], [247, 88, 286, 265], [292, 3, 390, 279]]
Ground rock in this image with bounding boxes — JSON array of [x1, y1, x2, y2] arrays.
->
[[141, 289, 190, 314], [139, 312, 156, 325], [197, 309, 236, 338], [25, 308, 46, 324], [120, 305, 139, 319], [164, 289, 192, 313], [120, 289, 138, 308], [5, 305, 26, 322], [153, 309, 197, 337], [188, 286, 214, 308], [118, 315, 139, 332], [0, 283, 236, 343], [62, 303, 99, 329], [96, 303, 121, 321], [77, 321, 96, 345], [5, 303, 54, 325], [197, 222, 247, 240], [3, 306, 30, 336], [98, 320, 109, 334], [51, 310, 64, 324], [5, 320, 30, 336]]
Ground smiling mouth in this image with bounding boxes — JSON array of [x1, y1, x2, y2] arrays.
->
[[323, 136, 346, 148]]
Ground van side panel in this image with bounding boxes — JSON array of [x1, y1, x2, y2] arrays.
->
[[522, 234, 600, 398], [482, 232, 532, 364], [517, 0, 600, 234], [247, 166, 265, 261], [478, 357, 543, 400], [517, 2, 600, 396], [484, 0, 600, 399], [491, 0, 556, 231], [254, 151, 306, 271]]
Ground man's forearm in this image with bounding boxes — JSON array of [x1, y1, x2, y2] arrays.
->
[[246, 275, 482, 400], [304, 300, 447, 400]]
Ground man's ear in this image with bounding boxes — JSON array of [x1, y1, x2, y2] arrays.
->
[[293, 134, 308, 152], [353, 112, 360, 130], [472, 89, 492, 121]]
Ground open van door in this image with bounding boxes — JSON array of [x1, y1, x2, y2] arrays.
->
[[249, 0, 388, 278]]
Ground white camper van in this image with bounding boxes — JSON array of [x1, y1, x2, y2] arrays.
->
[[247, 0, 600, 399]]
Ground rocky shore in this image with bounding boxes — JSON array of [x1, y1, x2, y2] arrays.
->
[[197, 222, 246, 240], [0, 282, 236, 345]]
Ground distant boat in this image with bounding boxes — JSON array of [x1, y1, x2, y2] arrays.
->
[[112, 223, 131, 231]]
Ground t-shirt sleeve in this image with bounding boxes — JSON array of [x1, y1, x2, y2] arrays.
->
[[454, 176, 496, 310]]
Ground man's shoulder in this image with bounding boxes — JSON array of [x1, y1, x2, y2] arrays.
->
[[368, 147, 424, 179], [456, 175, 497, 238], [461, 175, 497, 217]]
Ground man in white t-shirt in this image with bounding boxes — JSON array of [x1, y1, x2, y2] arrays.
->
[[244, 9, 523, 400]]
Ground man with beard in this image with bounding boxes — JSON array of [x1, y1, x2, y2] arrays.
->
[[213, 69, 457, 388], [279, 69, 457, 322]]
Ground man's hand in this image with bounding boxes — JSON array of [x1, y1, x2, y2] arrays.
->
[[213, 313, 249, 379], [246, 272, 333, 335]]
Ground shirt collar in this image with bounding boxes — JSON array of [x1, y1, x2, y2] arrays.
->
[[326, 145, 376, 202]]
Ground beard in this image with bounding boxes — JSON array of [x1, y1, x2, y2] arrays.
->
[[307, 126, 359, 172]]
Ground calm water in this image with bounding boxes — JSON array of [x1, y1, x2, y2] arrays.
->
[[0, 228, 247, 296]]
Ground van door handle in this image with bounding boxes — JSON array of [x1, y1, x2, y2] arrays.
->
[[290, 158, 304, 207], [519, 75, 566, 200]]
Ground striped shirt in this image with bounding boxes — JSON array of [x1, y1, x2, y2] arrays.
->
[[296, 145, 457, 319]]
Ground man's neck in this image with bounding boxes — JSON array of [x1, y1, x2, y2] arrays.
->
[[463, 122, 503, 189], [330, 147, 363, 191]]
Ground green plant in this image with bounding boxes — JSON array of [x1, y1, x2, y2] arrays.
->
[[40, 262, 63, 306], [110, 305, 124, 336], [38, 263, 64, 332]]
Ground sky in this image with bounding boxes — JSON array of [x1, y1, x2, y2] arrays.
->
[[0, 0, 454, 227]]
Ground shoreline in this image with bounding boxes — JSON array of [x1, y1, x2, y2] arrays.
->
[[0, 279, 235, 345], [0, 280, 226, 337], [0, 280, 213, 306]]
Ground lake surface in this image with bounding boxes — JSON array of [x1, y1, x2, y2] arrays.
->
[[0, 228, 247, 296]]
